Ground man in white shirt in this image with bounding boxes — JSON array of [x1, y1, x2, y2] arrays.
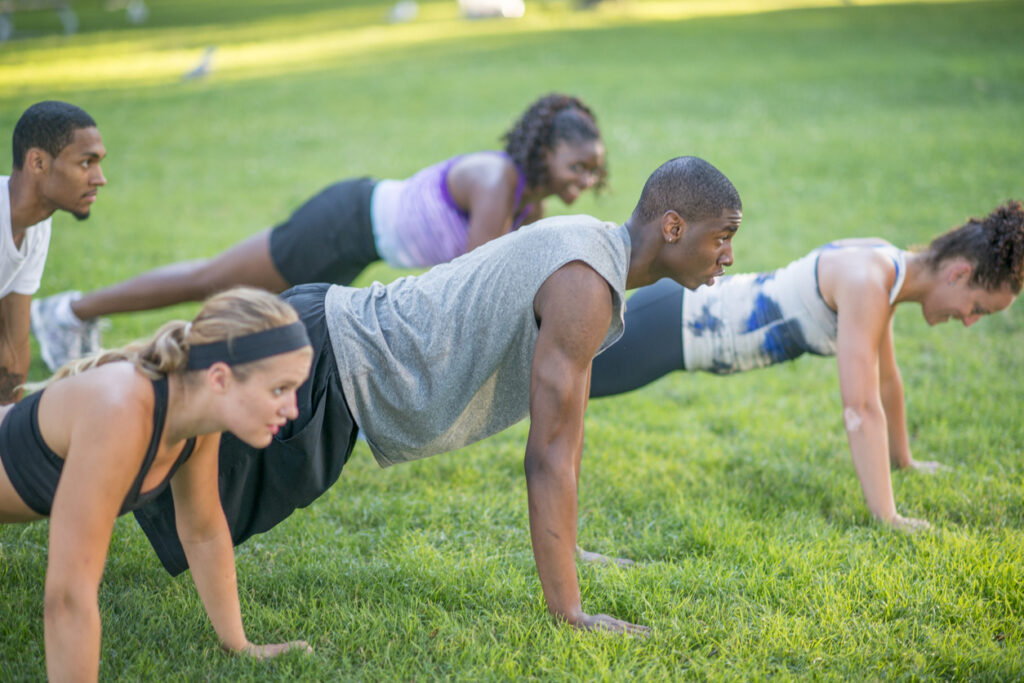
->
[[1, 101, 106, 402]]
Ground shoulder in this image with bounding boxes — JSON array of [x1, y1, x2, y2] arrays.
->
[[819, 243, 896, 308], [536, 261, 613, 322], [55, 363, 155, 424], [448, 152, 519, 192], [36, 363, 155, 457]]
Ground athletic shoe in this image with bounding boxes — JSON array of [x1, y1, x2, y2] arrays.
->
[[79, 316, 108, 357], [30, 291, 93, 372]]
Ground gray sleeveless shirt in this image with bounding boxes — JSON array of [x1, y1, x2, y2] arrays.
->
[[325, 215, 631, 467]]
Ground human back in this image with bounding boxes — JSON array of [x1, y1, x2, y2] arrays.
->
[[327, 214, 631, 465]]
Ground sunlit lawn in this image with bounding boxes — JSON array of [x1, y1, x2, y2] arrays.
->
[[1, 0, 1022, 679]]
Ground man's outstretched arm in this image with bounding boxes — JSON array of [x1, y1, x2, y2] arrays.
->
[[0, 293, 32, 403], [525, 261, 648, 634]]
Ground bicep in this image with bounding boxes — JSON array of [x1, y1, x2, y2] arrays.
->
[[46, 423, 148, 590], [464, 173, 518, 251], [529, 264, 613, 444], [835, 289, 890, 407], [876, 319, 901, 386], [170, 433, 225, 539]]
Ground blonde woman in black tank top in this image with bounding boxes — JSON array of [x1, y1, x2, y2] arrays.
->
[[0, 288, 315, 681]]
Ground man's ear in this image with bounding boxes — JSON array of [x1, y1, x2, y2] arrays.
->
[[23, 148, 49, 175], [661, 210, 686, 244]]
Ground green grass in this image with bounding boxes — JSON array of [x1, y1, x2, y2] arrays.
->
[[2, 0, 1023, 679]]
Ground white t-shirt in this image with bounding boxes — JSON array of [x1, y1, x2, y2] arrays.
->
[[0, 175, 51, 299]]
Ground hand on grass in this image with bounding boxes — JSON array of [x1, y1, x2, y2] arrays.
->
[[231, 640, 313, 659], [888, 514, 931, 533], [576, 612, 650, 636], [576, 544, 635, 568], [905, 458, 949, 474]]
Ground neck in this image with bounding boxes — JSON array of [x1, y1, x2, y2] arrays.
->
[[893, 251, 937, 305], [162, 373, 223, 445], [8, 171, 57, 235], [624, 217, 661, 289]]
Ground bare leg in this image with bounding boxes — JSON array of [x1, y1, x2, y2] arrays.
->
[[71, 229, 290, 320]]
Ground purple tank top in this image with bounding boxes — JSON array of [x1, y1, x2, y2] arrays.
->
[[370, 152, 533, 268]]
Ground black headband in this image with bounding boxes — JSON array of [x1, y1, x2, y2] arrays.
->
[[185, 321, 311, 370]]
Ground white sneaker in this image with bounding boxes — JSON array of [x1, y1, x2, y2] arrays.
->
[[30, 291, 99, 372]]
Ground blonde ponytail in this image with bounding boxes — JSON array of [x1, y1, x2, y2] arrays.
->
[[40, 287, 301, 388]]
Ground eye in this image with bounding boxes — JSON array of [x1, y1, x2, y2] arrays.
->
[[272, 386, 285, 397]]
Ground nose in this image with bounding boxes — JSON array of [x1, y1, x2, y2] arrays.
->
[[718, 244, 734, 268], [92, 165, 107, 186], [281, 391, 300, 420], [962, 313, 981, 328]]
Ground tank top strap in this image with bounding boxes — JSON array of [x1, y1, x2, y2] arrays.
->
[[886, 248, 907, 305], [120, 375, 170, 508], [437, 155, 469, 218], [501, 151, 533, 229], [440, 151, 533, 228]]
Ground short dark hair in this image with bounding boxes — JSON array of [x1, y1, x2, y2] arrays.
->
[[502, 93, 606, 192], [631, 156, 741, 224], [12, 101, 96, 169], [924, 200, 1024, 294]]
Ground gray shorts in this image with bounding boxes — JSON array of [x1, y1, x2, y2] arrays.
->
[[268, 177, 380, 285]]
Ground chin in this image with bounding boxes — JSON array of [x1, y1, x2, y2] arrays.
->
[[72, 209, 91, 221], [241, 432, 274, 448]]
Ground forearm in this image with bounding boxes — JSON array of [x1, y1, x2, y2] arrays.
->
[[0, 340, 28, 404], [844, 406, 898, 521], [880, 382, 911, 468], [181, 525, 249, 651], [44, 590, 101, 682], [525, 449, 583, 624]]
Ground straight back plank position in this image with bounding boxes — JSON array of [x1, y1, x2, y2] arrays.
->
[[590, 201, 1024, 530], [134, 156, 743, 634]]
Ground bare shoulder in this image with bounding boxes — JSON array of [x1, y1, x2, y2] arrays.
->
[[819, 244, 896, 310], [535, 261, 614, 332], [38, 363, 154, 452], [448, 151, 519, 192]]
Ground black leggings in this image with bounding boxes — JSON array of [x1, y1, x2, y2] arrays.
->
[[590, 278, 685, 397]]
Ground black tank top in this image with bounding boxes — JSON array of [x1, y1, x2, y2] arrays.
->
[[0, 375, 196, 516]]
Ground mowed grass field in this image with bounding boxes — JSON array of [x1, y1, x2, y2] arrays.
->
[[1, 0, 1023, 678]]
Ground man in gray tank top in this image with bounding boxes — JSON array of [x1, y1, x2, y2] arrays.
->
[[136, 156, 743, 636]]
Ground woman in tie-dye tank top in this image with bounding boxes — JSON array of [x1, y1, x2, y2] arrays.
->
[[590, 201, 1023, 533], [32, 93, 608, 371]]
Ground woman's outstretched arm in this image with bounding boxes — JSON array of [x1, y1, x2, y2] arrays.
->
[[170, 433, 312, 658], [877, 322, 945, 474], [834, 268, 928, 532], [43, 394, 152, 682]]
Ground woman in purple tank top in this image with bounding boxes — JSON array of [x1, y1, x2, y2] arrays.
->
[[32, 94, 608, 372]]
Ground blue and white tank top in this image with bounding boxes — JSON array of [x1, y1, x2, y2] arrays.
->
[[682, 241, 906, 374]]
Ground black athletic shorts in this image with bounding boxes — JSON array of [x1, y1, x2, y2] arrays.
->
[[134, 283, 360, 575], [268, 177, 381, 286]]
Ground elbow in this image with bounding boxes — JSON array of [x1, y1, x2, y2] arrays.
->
[[44, 584, 96, 624], [841, 400, 882, 434], [523, 447, 574, 487]]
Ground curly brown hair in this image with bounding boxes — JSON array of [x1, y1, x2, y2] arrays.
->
[[502, 93, 606, 193], [924, 200, 1024, 294]]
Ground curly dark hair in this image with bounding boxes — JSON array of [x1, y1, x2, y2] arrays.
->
[[924, 200, 1024, 294], [502, 93, 606, 193], [12, 100, 96, 169]]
